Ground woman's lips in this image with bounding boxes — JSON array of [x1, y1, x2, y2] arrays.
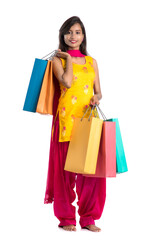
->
[[70, 41, 77, 44]]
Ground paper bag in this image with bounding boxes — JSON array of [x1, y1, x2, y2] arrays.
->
[[64, 116, 103, 174], [36, 60, 55, 115], [23, 58, 48, 113]]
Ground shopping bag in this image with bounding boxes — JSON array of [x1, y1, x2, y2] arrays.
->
[[23, 58, 48, 113], [23, 50, 57, 113], [64, 106, 103, 174], [84, 105, 128, 177], [107, 118, 128, 173], [83, 105, 116, 178], [36, 60, 55, 115], [95, 105, 128, 174], [84, 121, 116, 178]]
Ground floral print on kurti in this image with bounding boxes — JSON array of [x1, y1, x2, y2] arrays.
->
[[56, 56, 97, 142], [84, 85, 89, 94], [71, 95, 77, 104]]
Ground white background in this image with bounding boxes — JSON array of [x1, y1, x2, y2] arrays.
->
[[0, 0, 160, 239]]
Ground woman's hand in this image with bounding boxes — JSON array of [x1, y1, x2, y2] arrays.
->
[[90, 95, 100, 106], [55, 49, 71, 59]]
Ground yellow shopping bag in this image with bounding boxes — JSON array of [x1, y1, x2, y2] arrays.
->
[[64, 106, 103, 174]]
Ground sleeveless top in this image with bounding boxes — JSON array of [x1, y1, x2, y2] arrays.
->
[[54, 55, 99, 142]]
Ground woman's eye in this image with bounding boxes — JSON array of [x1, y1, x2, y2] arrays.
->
[[66, 31, 80, 34]]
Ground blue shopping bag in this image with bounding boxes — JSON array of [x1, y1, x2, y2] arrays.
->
[[23, 58, 48, 113], [107, 118, 128, 173]]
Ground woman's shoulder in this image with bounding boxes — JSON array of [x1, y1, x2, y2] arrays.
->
[[86, 55, 97, 67], [52, 56, 65, 68]]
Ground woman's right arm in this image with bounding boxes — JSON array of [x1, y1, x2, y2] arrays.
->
[[52, 51, 73, 88]]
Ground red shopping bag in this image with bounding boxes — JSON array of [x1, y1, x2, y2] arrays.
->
[[84, 120, 116, 178]]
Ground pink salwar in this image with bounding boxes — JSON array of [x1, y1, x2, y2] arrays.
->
[[44, 76, 106, 228]]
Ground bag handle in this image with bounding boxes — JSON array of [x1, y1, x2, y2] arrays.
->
[[88, 106, 95, 120], [80, 105, 96, 121], [81, 105, 91, 121], [95, 104, 108, 120], [41, 50, 58, 60]]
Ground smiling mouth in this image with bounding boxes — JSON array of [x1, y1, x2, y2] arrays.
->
[[70, 41, 77, 44]]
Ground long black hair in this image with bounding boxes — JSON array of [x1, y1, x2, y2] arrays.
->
[[58, 16, 89, 56]]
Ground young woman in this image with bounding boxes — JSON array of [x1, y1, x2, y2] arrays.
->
[[44, 16, 106, 232]]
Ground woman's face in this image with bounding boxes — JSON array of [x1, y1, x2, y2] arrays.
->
[[64, 23, 84, 50]]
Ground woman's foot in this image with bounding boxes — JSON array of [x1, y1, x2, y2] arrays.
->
[[61, 225, 76, 231], [83, 224, 101, 232]]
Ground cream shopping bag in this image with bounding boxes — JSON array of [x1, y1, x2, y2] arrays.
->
[[64, 106, 103, 174]]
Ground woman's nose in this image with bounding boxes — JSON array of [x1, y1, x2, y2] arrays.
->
[[70, 32, 76, 38]]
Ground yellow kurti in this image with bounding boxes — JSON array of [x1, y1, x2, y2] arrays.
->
[[55, 55, 98, 142]]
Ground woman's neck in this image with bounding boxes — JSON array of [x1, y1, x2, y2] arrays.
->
[[67, 49, 85, 57]]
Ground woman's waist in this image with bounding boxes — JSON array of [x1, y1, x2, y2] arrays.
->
[[57, 104, 93, 120], [59, 92, 93, 105]]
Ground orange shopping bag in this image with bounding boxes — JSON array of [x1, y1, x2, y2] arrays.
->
[[36, 60, 55, 115], [64, 106, 103, 174]]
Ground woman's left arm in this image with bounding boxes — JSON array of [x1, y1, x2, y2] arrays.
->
[[90, 58, 102, 105]]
